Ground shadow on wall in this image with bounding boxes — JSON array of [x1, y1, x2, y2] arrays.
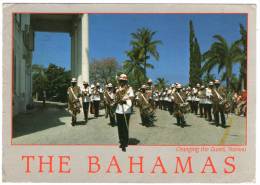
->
[[12, 101, 70, 138]]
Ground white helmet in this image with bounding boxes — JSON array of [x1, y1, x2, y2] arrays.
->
[[107, 83, 113, 88], [141, 84, 146, 89], [118, 73, 128, 81], [176, 84, 182, 89], [147, 79, 153, 83], [209, 81, 214, 86], [71, 77, 77, 83]]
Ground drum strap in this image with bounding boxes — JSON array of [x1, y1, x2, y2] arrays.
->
[[141, 93, 149, 105], [177, 92, 184, 103], [214, 89, 223, 100], [69, 87, 78, 100]]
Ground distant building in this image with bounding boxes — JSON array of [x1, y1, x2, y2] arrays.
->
[[13, 14, 89, 115]]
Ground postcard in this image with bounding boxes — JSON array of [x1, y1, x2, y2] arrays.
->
[[2, 3, 256, 182]]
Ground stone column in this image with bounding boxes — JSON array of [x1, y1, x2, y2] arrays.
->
[[81, 14, 89, 84], [70, 31, 75, 77], [70, 14, 89, 88]]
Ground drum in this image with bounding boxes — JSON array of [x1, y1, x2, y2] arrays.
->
[[180, 102, 190, 113], [72, 99, 81, 113]]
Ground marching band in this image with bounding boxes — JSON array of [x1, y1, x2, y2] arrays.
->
[[67, 75, 247, 151]]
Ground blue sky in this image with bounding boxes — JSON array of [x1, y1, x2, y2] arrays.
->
[[32, 14, 246, 84]]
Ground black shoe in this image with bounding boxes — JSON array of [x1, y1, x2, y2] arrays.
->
[[122, 147, 126, 152], [71, 122, 75, 126]]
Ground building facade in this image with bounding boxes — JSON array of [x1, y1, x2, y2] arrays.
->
[[13, 14, 89, 115]]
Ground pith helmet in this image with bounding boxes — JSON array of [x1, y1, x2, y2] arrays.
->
[[96, 82, 100, 86], [214, 79, 220, 84], [196, 83, 200, 88], [71, 77, 77, 83], [107, 83, 113, 88], [119, 74, 128, 81], [91, 84, 95, 88], [147, 79, 153, 84], [176, 84, 182, 89], [141, 84, 146, 89], [83, 81, 88, 85], [209, 81, 214, 86]]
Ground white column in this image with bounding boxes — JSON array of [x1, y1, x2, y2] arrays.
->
[[70, 14, 89, 88], [81, 14, 89, 84], [77, 21, 82, 84], [70, 31, 75, 77]]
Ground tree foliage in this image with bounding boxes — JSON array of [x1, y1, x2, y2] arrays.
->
[[202, 35, 243, 90], [123, 27, 162, 89], [238, 24, 247, 90], [32, 63, 71, 102], [155, 77, 168, 90], [189, 20, 202, 86], [89, 57, 121, 86]]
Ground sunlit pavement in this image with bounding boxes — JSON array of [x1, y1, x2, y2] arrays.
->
[[12, 103, 246, 145]]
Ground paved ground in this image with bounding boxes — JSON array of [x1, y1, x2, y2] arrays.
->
[[13, 102, 246, 145]]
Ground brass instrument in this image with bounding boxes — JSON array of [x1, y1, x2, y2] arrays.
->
[[114, 86, 129, 105], [104, 90, 114, 105], [82, 88, 90, 97], [93, 87, 99, 96]]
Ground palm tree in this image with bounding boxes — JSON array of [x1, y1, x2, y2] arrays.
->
[[130, 27, 162, 77], [123, 48, 146, 88], [155, 77, 168, 90], [202, 35, 242, 89]]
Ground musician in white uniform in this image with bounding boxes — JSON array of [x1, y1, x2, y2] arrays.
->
[[153, 90, 159, 109], [82, 81, 91, 123], [115, 74, 134, 152], [164, 88, 169, 110], [92, 82, 103, 118], [205, 81, 214, 121], [193, 83, 200, 115], [198, 85, 206, 118]]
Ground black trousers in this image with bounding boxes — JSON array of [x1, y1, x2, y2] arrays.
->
[[168, 102, 173, 115], [108, 107, 116, 125], [214, 111, 226, 126], [159, 100, 163, 109], [194, 101, 199, 115], [199, 103, 204, 117], [154, 101, 159, 109], [93, 100, 100, 117], [205, 104, 213, 121], [116, 113, 130, 148], [82, 102, 89, 120], [214, 108, 226, 126], [188, 101, 192, 112]]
